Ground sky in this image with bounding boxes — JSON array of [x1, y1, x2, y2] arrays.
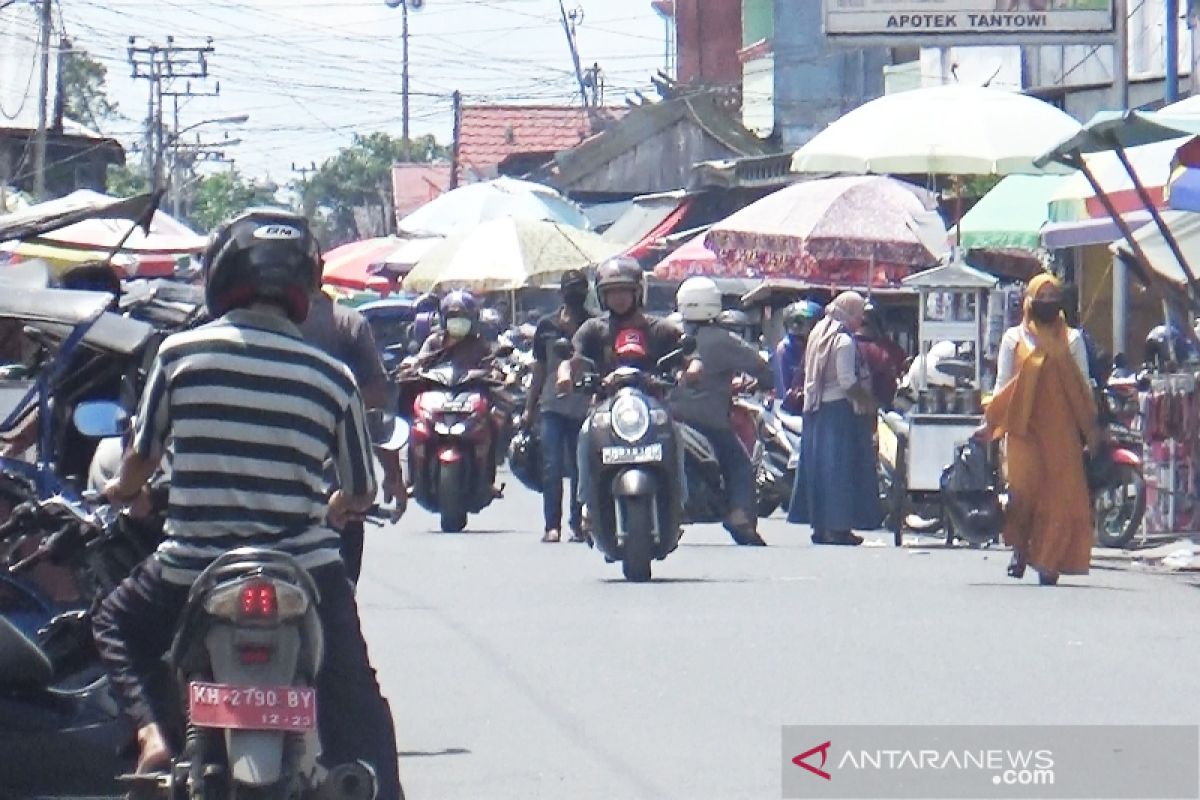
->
[[7, 0, 671, 183]]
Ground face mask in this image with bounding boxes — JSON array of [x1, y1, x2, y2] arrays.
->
[[445, 317, 472, 339], [562, 285, 588, 307], [1029, 300, 1061, 325]]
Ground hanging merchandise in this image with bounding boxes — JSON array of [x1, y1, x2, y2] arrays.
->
[[1141, 372, 1200, 535]]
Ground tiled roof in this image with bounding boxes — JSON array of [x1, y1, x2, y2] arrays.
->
[[391, 163, 452, 220], [457, 105, 624, 181]]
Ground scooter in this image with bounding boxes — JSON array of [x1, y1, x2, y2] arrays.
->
[[400, 360, 508, 532], [1092, 381, 1146, 548], [563, 337, 693, 582], [756, 399, 801, 516]]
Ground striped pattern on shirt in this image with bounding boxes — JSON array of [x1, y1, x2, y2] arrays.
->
[[132, 307, 376, 584]]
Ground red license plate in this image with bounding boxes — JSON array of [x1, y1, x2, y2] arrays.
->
[[188, 681, 317, 732]]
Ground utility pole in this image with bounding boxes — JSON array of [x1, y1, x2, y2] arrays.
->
[[292, 160, 318, 215], [128, 37, 215, 191], [450, 90, 461, 190], [162, 79, 222, 216], [32, 0, 53, 199], [559, 0, 591, 112], [383, 1, 424, 154], [1166, 0, 1180, 103]]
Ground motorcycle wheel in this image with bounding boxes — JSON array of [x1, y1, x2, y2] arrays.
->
[[1094, 464, 1146, 549], [618, 496, 653, 583], [438, 460, 469, 533]]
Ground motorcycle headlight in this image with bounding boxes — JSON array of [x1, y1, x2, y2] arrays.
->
[[611, 394, 650, 443]]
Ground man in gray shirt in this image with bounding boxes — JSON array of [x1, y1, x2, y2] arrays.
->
[[300, 287, 405, 581], [671, 278, 774, 545]]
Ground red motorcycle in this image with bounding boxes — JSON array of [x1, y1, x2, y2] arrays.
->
[[1092, 379, 1146, 549], [402, 362, 510, 532]]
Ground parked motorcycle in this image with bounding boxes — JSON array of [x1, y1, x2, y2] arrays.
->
[[755, 400, 801, 517], [561, 337, 693, 582], [1091, 380, 1147, 549], [398, 359, 509, 532]]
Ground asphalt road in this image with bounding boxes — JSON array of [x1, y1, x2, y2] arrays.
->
[[356, 481, 1200, 800]]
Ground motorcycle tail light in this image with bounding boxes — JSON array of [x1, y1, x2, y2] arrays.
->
[[205, 579, 309, 622], [241, 582, 277, 619], [237, 644, 273, 665]]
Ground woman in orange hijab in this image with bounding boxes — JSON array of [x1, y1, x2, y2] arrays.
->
[[977, 274, 1100, 585]]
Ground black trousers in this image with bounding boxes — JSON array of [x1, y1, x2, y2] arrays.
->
[[339, 519, 365, 583], [93, 556, 403, 800]]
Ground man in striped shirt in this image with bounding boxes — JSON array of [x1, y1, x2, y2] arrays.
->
[[92, 210, 404, 798]]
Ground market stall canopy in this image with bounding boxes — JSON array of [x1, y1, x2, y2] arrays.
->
[[1110, 210, 1200, 286], [402, 217, 622, 293], [34, 192, 205, 254], [0, 190, 157, 242], [791, 86, 1081, 176], [958, 175, 1064, 250], [0, 240, 177, 278], [1046, 137, 1197, 221], [322, 235, 441, 290], [1041, 211, 1154, 250], [704, 176, 948, 288], [1036, 110, 1200, 167], [396, 177, 589, 237], [651, 234, 717, 281]]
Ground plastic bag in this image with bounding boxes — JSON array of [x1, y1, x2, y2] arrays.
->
[[940, 440, 1003, 544]]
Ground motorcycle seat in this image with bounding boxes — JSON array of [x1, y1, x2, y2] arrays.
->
[[0, 616, 52, 687]]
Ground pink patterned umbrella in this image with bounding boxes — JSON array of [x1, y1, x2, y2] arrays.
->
[[651, 234, 719, 281], [704, 176, 947, 288]]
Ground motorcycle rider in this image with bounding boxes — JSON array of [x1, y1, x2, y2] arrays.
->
[[556, 257, 700, 524], [671, 278, 774, 546], [414, 290, 493, 369], [300, 283, 406, 582], [774, 300, 822, 414], [92, 209, 404, 799], [523, 270, 593, 543]]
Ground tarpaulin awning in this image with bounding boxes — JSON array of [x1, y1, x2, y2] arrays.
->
[[0, 190, 157, 242], [1110, 210, 1199, 286], [602, 193, 692, 251], [958, 174, 1064, 250], [1037, 109, 1200, 166]]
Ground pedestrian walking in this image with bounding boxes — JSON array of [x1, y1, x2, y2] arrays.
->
[[975, 273, 1099, 585], [523, 270, 593, 542], [787, 291, 882, 545]]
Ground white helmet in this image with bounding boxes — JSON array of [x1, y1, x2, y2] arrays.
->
[[676, 276, 722, 322]]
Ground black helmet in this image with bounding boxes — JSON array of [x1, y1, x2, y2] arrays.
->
[[594, 256, 643, 313], [203, 208, 321, 323], [507, 427, 542, 493]]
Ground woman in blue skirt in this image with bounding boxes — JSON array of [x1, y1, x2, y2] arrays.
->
[[787, 291, 882, 545]]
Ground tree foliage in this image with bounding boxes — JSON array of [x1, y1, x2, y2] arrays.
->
[[188, 171, 279, 231], [105, 164, 149, 198], [300, 132, 448, 247], [60, 44, 120, 130]]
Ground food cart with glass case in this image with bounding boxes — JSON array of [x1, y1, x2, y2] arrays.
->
[[878, 257, 998, 546]]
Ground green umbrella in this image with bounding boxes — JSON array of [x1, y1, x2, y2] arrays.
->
[[958, 174, 1066, 251]]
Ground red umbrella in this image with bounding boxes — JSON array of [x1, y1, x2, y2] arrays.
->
[[322, 237, 402, 290], [651, 234, 719, 281], [705, 176, 947, 288]]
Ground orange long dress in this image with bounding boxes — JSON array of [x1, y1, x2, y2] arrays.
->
[[987, 335, 1096, 575]]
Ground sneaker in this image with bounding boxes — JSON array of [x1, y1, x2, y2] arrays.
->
[[541, 529, 561, 543]]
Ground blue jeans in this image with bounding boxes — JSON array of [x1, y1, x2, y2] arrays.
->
[[692, 423, 755, 522], [576, 418, 688, 507], [540, 411, 583, 532]]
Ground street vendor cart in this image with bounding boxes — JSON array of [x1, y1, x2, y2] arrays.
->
[[878, 257, 998, 546]]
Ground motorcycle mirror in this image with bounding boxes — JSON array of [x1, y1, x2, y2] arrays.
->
[[73, 400, 128, 439], [680, 335, 698, 356], [552, 338, 574, 359], [367, 410, 410, 451]]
